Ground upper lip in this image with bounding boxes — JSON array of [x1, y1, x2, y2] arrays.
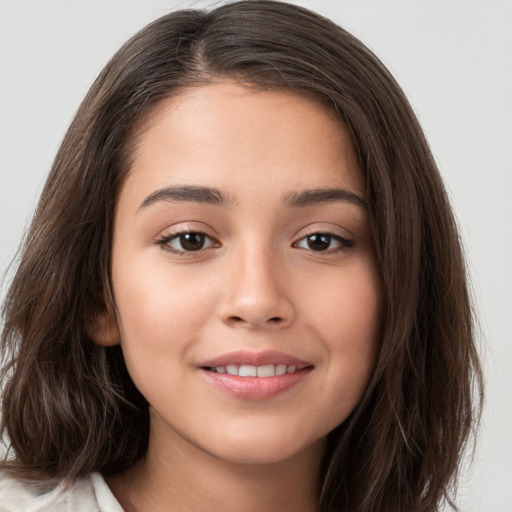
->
[[199, 350, 312, 369]]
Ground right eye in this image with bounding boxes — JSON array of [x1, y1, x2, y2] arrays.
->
[[158, 231, 218, 254]]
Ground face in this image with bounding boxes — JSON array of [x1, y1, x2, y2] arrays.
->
[[100, 82, 382, 466]]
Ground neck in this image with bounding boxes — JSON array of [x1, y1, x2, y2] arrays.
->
[[107, 418, 325, 512]]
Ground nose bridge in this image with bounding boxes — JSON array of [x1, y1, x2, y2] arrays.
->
[[218, 239, 294, 328]]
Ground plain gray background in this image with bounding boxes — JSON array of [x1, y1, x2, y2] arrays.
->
[[1, 1, 511, 510]]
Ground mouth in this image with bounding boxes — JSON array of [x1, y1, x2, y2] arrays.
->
[[199, 350, 314, 400], [204, 363, 304, 377]]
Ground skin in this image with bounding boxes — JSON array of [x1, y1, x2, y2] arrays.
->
[[95, 82, 382, 512]]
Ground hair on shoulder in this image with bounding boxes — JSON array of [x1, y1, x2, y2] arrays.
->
[[1, 2, 483, 511]]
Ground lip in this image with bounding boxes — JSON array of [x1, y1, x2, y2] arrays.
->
[[199, 350, 313, 401], [200, 349, 311, 369]]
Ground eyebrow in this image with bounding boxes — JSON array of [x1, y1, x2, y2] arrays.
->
[[283, 188, 368, 209], [138, 185, 368, 212], [138, 185, 233, 210]]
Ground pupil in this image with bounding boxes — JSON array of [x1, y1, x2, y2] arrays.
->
[[180, 233, 204, 251], [307, 234, 330, 251]]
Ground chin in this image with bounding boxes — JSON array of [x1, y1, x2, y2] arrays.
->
[[205, 430, 326, 466]]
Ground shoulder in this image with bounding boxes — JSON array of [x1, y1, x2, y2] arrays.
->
[[0, 470, 124, 512]]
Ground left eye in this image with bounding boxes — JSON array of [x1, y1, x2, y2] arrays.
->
[[161, 232, 217, 252], [294, 233, 352, 252]]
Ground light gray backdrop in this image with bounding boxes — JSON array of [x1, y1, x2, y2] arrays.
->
[[1, 1, 511, 510]]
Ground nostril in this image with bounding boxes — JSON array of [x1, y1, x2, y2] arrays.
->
[[227, 315, 283, 325]]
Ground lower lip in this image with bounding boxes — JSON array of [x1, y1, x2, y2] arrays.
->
[[201, 368, 311, 400]]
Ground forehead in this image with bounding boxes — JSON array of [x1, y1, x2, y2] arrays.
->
[[122, 81, 365, 206]]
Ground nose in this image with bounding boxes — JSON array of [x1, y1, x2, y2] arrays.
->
[[218, 247, 295, 329]]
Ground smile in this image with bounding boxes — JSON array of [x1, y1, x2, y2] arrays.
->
[[207, 364, 298, 377], [199, 350, 313, 400]]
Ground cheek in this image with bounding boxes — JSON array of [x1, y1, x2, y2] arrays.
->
[[306, 260, 382, 345], [111, 256, 217, 375], [303, 261, 382, 401]]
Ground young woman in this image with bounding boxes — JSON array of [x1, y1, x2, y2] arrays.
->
[[0, 1, 483, 511]]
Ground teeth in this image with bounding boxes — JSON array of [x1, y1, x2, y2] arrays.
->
[[257, 364, 275, 377], [226, 364, 238, 375], [276, 364, 287, 375], [212, 364, 299, 377], [238, 365, 257, 377]]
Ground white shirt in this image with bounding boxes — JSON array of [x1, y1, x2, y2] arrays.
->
[[0, 471, 124, 512]]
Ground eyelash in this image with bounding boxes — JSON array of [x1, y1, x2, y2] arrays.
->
[[293, 232, 354, 253], [157, 231, 219, 255], [156, 230, 354, 255]]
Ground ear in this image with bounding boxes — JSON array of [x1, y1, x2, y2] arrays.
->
[[89, 309, 121, 346]]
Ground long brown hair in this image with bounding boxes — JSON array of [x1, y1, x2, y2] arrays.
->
[[1, 2, 483, 510]]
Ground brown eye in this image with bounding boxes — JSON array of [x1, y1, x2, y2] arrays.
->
[[161, 232, 217, 253], [295, 233, 353, 252], [179, 233, 206, 251], [305, 234, 331, 251]]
